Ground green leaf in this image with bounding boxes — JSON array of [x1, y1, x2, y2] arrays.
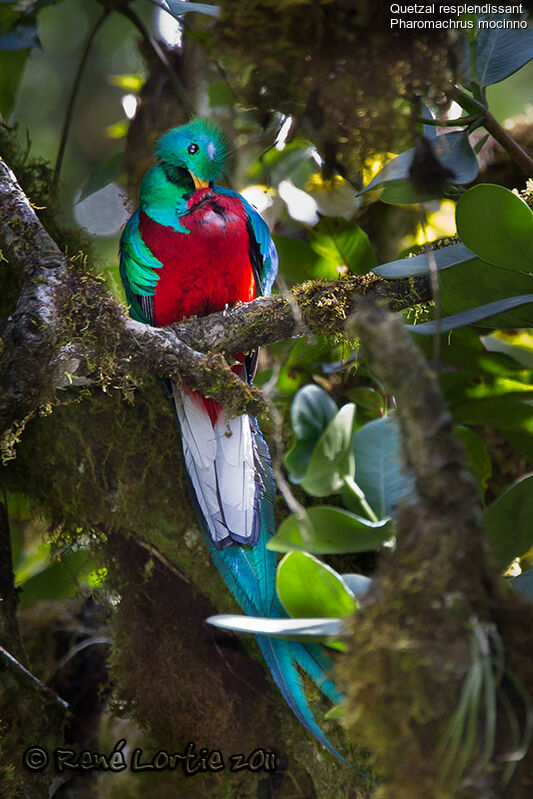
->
[[205, 614, 347, 642], [455, 426, 492, 493], [299, 403, 356, 497], [342, 574, 372, 598], [166, 0, 220, 18], [309, 217, 376, 275], [19, 550, 90, 607], [477, 23, 533, 86], [108, 73, 145, 91], [285, 384, 338, 480], [373, 243, 475, 279], [456, 184, 533, 271], [277, 552, 357, 619], [208, 78, 234, 107], [291, 384, 338, 441], [407, 295, 533, 334], [78, 151, 124, 202], [273, 234, 326, 282], [363, 131, 478, 199], [0, 48, 27, 117], [346, 387, 385, 414], [452, 395, 533, 435], [484, 474, 533, 571], [353, 416, 414, 519], [268, 506, 392, 554]]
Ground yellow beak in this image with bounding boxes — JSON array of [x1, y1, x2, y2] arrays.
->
[[190, 172, 209, 190]]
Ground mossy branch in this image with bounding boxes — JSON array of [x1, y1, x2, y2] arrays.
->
[[343, 300, 533, 798], [0, 158, 430, 445]]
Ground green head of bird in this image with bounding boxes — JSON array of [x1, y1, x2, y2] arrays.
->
[[156, 118, 230, 189]]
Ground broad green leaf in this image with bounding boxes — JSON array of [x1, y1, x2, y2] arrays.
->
[[373, 243, 475, 279], [284, 439, 317, 482], [300, 403, 356, 497], [380, 179, 437, 205], [19, 550, 90, 607], [309, 217, 376, 275], [452, 395, 533, 434], [166, 0, 220, 18], [274, 234, 326, 282], [477, 23, 533, 85], [342, 574, 372, 598], [248, 139, 315, 188], [346, 387, 385, 414], [0, 48, 27, 117], [455, 426, 492, 492], [291, 384, 338, 441], [363, 131, 478, 197], [205, 614, 347, 642], [78, 152, 124, 202], [484, 474, 533, 572], [277, 552, 357, 619], [353, 416, 415, 519], [483, 334, 533, 370], [285, 384, 338, 480], [407, 295, 533, 334], [456, 184, 533, 271], [208, 78, 234, 107], [268, 506, 392, 554]]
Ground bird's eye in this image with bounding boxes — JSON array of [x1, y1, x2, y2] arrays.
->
[[187, 143, 199, 154]]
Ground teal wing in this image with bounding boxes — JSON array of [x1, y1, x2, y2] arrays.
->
[[214, 185, 278, 296], [119, 210, 163, 324]]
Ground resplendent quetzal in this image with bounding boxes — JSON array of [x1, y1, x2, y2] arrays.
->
[[119, 118, 347, 762]]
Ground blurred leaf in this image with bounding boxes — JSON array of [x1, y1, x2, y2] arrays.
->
[[166, 0, 220, 17], [0, 48, 27, 117], [407, 295, 533, 334], [452, 395, 533, 434], [455, 425, 492, 492], [78, 151, 124, 203], [108, 73, 144, 91], [106, 120, 129, 139], [19, 550, 90, 607], [342, 573, 372, 598], [273, 234, 324, 282], [431, 253, 533, 332], [346, 387, 384, 414], [208, 78, 234, 106], [285, 384, 338, 480], [291, 384, 338, 442], [477, 22, 533, 85], [483, 334, 533, 369], [510, 570, 533, 598], [205, 614, 346, 642], [268, 506, 392, 554], [362, 131, 478, 202], [300, 403, 356, 497], [0, 19, 38, 50], [373, 243, 475, 279], [277, 552, 356, 620], [248, 140, 315, 188], [484, 474, 533, 572], [353, 416, 415, 519], [456, 184, 533, 271], [309, 217, 376, 275]]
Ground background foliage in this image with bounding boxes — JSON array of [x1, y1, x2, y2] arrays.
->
[[1, 1, 533, 797]]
